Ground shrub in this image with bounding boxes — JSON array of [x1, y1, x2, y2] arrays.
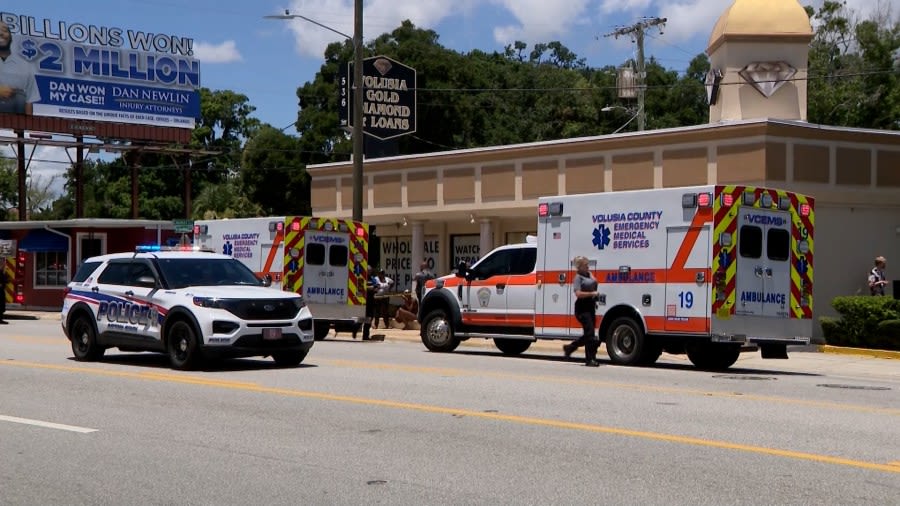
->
[[819, 316, 846, 346], [819, 296, 900, 349], [874, 319, 900, 351]]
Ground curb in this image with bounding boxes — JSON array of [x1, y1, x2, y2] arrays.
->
[[817, 345, 900, 360], [11, 311, 899, 360]]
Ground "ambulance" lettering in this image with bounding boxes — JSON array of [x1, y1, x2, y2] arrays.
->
[[739, 291, 786, 305], [606, 271, 656, 283], [307, 287, 344, 296]]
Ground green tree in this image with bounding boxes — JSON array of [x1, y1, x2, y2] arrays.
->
[[0, 157, 16, 220], [240, 125, 310, 216], [192, 180, 262, 219], [50, 88, 262, 220], [806, 1, 900, 128]]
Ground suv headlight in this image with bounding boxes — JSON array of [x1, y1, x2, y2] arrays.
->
[[193, 297, 225, 308]]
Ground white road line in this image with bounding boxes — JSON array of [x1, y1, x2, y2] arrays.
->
[[0, 415, 98, 433]]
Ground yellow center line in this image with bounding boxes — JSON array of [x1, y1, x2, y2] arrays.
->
[[7, 336, 67, 345], [322, 359, 900, 417], [2, 359, 898, 474]]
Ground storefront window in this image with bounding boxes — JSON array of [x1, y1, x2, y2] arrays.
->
[[35, 251, 69, 287]]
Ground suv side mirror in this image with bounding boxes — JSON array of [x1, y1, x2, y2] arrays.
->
[[456, 261, 468, 278], [136, 275, 157, 288], [261, 274, 273, 287]]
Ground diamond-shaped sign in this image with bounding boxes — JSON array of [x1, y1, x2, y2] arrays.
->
[[339, 55, 417, 141], [739, 61, 796, 98]]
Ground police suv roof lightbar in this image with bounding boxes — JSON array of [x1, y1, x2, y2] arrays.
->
[[135, 245, 216, 253]]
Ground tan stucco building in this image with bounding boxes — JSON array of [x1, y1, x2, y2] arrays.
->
[[307, 0, 900, 336]]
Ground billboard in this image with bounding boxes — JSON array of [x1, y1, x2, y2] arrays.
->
[[339, 55, 416, 140], [0, 11, 200, 129]]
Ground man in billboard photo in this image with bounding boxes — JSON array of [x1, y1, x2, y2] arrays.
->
[[0, 20, 40, 115]]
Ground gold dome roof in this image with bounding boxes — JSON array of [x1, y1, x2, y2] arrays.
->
[[707, 0, 813, 53]]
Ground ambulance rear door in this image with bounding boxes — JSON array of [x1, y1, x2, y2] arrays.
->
[[735, 206, 791, 318], [303, 230, 350, 305]]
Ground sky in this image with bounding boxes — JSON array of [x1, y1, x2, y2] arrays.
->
[[2, 0, 897, 199]]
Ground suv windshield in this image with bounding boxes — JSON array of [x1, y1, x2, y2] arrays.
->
[[155, 258, 263, 289]]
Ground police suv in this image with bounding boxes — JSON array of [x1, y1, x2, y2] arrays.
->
[[61, 246, 315, 370]]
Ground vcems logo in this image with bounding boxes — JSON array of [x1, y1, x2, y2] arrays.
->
[[743, 214, 786, 227]]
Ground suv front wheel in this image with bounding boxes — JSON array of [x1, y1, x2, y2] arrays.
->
[[167, 320, 203, 370], [421, 309, 460, 352]]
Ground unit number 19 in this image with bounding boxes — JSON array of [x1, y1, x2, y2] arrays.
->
[[678, 291, 694, 308]]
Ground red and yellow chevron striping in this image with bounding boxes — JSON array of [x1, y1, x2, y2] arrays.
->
[[3, 256, 13, 304], [282, 217, 369, 307]]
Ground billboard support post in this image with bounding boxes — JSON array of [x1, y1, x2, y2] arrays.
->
[[16, 131, 26, 221], [129, 151, 141, 219], [75, 135, 84, 218]]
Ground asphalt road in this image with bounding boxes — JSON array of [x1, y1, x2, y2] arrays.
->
[[1, 318, 899, 505]]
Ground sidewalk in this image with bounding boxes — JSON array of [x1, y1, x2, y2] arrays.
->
[[8, 310, 899, 360]]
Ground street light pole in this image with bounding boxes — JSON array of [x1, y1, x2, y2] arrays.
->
[[351, 0, 364, 222], [601, 105, 641, 134], [265, 4, 364, 222]]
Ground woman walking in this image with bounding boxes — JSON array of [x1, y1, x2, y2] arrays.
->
[[563, 256, 600, 367]]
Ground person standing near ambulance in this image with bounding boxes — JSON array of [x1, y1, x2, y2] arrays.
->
[[563, 256, 600, 366], [868, 256, 888, 296]]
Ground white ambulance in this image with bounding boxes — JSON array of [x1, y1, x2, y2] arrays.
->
[[195, 216, 370, 340], [418, 185, 815, 370]]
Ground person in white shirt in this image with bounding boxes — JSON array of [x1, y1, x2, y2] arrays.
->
[[0, 21, 41, 115], [373, 269, 394, 328], [868, 256, 888, 296]]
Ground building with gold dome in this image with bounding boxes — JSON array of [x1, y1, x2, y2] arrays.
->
[[307, 0, 900, 337]]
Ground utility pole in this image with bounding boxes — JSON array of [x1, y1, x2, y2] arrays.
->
[[604, 17, 667, 131]]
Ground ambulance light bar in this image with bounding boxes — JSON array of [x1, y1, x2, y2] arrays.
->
[[778, 197, 791, 210], [742, 192, 755, 206], [268, 221, 284, 232], [697, 192, 712, 208], [721, 193, 734, 207], [193, 224, 208, 235], [760, 193, 773, 208], [538, 202, 563, 217], [683, 192, 712, 208], [799, 203, 811, 216]]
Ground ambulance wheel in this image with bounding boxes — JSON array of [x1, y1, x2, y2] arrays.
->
[[167, 320, 203, 371], [605, 317, 646, 366], [70, 314, 105, 361], [313, 321, 330, 341], [494, 338, 532, 356], [638, 339, 663, 366], [687, 343, 741, 371], [421, 309, 460, 352]]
